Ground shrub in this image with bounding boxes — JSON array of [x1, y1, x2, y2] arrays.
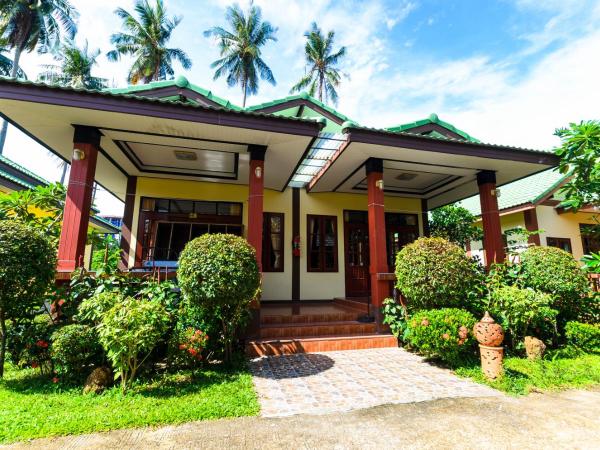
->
[[519, 246, 590, 321], [98, 297, 170, 393], [178, 234, 260, 362], [76, 291, 125, 325], [405, 308, 477, 366], [0, 220, 56, 377], [381, 298, 407, 339], [488, 285, 557, 349], [51, 324, 103, 376], [429, 205, 483, 247], [168, 325, 209, 369], [395, 237, 482, 312], [6, 314, 55, 374], [565, 321, 600, 353]]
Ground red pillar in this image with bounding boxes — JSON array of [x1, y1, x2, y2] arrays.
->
[[57, 126, 100, 272], [477, 171, 505, 268], [247, 145, 266, 270], [119, 176, 137, 270], [523, 208, 541, 246], [366, 158, 389, 330]]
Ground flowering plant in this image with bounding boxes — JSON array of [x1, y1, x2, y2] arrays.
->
[[170, 327, 209, 367]]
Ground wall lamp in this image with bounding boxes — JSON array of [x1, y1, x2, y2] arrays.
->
[[73, 148, 86, 161], [376, 179, 384, 190], [255, 166, 262, 179]]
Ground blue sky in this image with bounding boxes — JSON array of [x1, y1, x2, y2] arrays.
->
[[4, 0, 600, 214]]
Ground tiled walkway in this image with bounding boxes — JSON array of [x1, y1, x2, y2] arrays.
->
[[249, 347, 500, 417]]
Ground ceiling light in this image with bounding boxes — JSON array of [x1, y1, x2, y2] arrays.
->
[[395, 172, 418, 181], [174, 150, 197, 161]]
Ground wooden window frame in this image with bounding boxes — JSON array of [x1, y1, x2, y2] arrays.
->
[[307, 214, 339, 273], [546, 237, 572, 254], [262, 212, 285, 272]]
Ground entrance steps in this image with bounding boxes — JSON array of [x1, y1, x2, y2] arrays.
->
[[246, 300, 397, 357]]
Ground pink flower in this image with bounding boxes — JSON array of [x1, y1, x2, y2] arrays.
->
[[442, 333, 450, 340], [421, 319, 429, 327], [52, 377, 59, 384], [179, 344, 186, 350]]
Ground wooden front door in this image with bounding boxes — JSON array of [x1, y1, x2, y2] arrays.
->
[[344, 219, 370, 297]]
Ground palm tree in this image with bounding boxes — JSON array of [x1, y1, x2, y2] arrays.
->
[[107, 0, 192, 85], [0, 41, 26, 78], [290, 23, 346, 105], [204, 3, 277, 107], [0, 0, 78, 154], [38, 40, 107, 89]]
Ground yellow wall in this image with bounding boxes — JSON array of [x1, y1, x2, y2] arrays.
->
[[299, 191, 422, 300], [537, 205, 597, 262], [130, 178, 422, 301]]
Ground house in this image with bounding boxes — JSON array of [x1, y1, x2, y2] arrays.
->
[[0, 75, 559, 354], [458, 169, 600, 262], [0, 153, 121, 267]]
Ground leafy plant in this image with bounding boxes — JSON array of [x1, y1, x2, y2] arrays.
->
[[554, 120, 600, 210], [429, 205, 483, 247], [519, 246, 590, 323], [565, 322, 600, 353], [581, 251, 600, 274], [204, 3, 277, 107], [289, 22, 346, 105], [0, 220, 56, 377], [97, 296, 170, 393], [168, 326, 209, 369], [488, 285, 558, 349], [178, 234, 260, 362], [405, 308, 477, 366], [381, 298, 407, 340], [6, 314, 55, 374], [90, 233, 121, 274], [51, 324, 103, 377], [395, 237, 483, 313], [76, 291, 125, 326]]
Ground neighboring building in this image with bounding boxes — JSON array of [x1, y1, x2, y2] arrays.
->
[[0, 76, 559, 353], [458, 169, 600, 263], [0, 153, 121, 267]]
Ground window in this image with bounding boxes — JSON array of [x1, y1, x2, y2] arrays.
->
[[580, 224, 600, 254], [307, 215, 338, 272], [263, 213, 284, 272], [546, 237, 572, 254]]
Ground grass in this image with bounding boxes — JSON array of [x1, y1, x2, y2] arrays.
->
[[0, 360, 259, 444], [455, 352, 600, 395]]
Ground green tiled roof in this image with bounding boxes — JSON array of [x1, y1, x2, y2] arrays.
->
[[457, 169, 566, 216], [106, 75, 243, 111], [246, 92, 354, 123], [0, 168, 36, 189], [0, 154, 48, 184], [386, 113, 480, 143]]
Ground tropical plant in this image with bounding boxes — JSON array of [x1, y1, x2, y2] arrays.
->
[[394, 237, 483, 313], [0, 220, 56, 377], [429, 205, 483, 247], [76, 291, 125, 326], [204, 3, 277, 107], [582, 251, 600, 274], [38, 40, 107, 89], [0, 0, 78, 153], [90, 233, 121, 274], [381, 298, 408, 340], [0, 41, 26, 78], [555, 120, 600, 210], [98, 296, 170, 393], [518, 246, 590, 323], [405, 308, 477, 366], [107, 0, 191, 84], [168, 326, 208, 369], [290, 22, 346, 104], [488, 285, 557, 349], [6, 314, 55, 374], [178, 234, 260, 362]]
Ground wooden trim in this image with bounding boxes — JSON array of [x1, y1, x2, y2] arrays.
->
[[421, 198, 430, 237], [252, 98, 346, 125], [119, 176, 137, 269], [306, 214, 339, 272], [523, 208, 541, 246], [292, 188, 300, 301], [248, 157, 265, 270]]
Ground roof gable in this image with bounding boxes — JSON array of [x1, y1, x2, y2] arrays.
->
[[387, 113, 480, 143], [106, 76, 242, 111]]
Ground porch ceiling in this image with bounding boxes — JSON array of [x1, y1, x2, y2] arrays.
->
[[0, 79, 322, 201], [308, 126, 560, 209]]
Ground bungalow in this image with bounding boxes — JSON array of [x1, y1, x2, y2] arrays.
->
[[458, 169, 600, 262], [0, 76, 559, 354]]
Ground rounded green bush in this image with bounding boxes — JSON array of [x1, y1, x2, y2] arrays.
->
[[519, 246, 590, 320], [178, 234, 260, 362], [565, 321, 600, 353], [406, 308, 477, 365], [395, 237, 481, 312], [51, 324, 103, 376], [77, 291, 125, 325]]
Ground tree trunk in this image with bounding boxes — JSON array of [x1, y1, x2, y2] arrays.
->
[[318, 71, 324, 102], [0, 308, 7, 378], [59, 162, 68, 184], [242, 78, 247, 108], [0, 47, 22, 155]]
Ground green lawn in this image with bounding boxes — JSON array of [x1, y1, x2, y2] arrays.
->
[[0, 362, 259, 444], [456, 352, 600, 395]]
